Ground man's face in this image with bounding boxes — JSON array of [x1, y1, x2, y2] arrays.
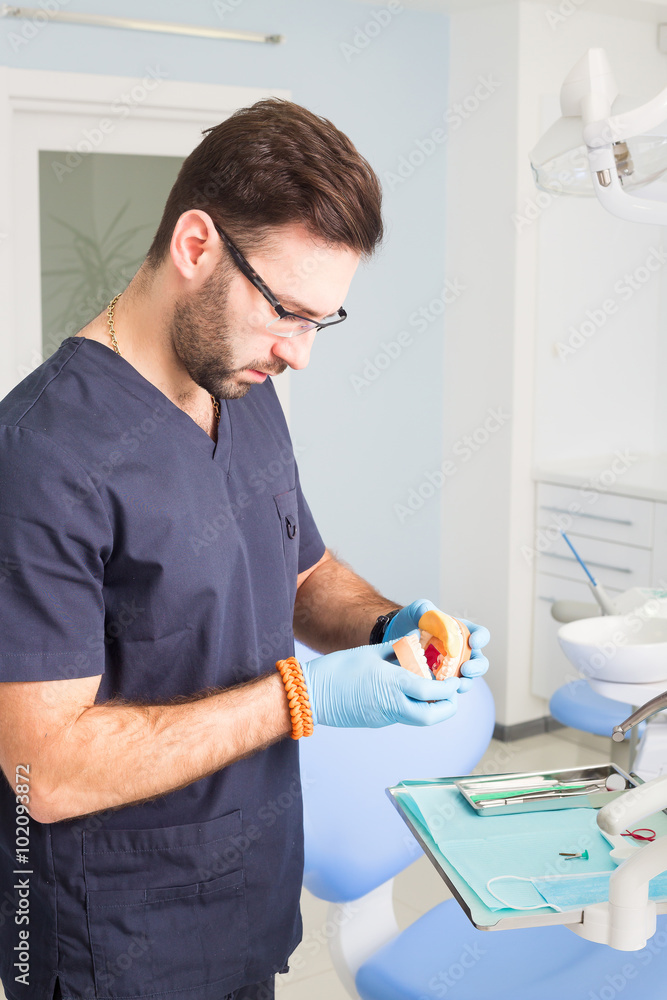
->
[[169, 224, 360, 401]]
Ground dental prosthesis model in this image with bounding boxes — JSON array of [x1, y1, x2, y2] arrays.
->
[[392, 610, 472, 680]]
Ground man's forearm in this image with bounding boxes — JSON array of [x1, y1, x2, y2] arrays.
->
[[293, 552, 400, 654], [34, 672, 292, 825]]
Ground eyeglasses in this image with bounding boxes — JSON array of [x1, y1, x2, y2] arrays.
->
[[213, 222, 348, 337]]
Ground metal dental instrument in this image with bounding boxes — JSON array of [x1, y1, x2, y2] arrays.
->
[[469, 780, 608, 804], [612, 689, 667, 742], [456, 765, 632, 816], [478, 786, 616, 808]]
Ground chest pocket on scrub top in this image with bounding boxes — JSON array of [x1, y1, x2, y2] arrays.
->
[[82, 809, 248, 998], [273, 488, 299, 599]]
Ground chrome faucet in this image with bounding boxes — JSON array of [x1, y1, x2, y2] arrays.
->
[[612, 689, 667, 742]]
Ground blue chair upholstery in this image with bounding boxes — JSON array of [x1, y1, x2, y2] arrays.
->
[[356, 897, 667, 999], [550, 680, 646, 740]]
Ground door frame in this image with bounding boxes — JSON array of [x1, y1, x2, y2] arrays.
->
[[0, 67, 291, 414]]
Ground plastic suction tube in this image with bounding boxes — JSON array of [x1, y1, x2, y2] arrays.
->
[[560, 532, 615, 615]]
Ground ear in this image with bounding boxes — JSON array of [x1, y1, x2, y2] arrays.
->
[[169, 210, 220, 282]]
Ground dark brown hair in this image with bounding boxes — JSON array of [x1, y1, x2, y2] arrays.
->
[[144, 98, 383, 268]]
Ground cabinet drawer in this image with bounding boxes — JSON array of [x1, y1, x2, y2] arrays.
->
[[532, 574, 599, 701], [654, 502, 667, 587], [536, 532, 652, 591], [537, 482, 654, 548]]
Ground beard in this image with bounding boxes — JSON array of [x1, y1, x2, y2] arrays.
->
[[169, 263, 287, 400]]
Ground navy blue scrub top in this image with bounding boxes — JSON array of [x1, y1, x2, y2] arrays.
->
[[0, 336, 326, 1000]]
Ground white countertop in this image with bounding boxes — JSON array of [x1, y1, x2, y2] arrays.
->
[[534, 453, 667, 503]]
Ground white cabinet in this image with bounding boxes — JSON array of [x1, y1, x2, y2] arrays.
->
[[536, 483, 654, 548], [655, 502, 667, 587], [532, 482, 667, 701]]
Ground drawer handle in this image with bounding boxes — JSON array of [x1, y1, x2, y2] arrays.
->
[[539, 505, 633, 527], [542, 552, 632, 574]]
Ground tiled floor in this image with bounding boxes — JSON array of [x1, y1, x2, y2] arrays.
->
[[0, 728, 625, 1000]]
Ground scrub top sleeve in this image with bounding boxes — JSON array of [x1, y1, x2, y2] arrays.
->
[[0, 426, 112, 682], [294, 460, 326, 574]]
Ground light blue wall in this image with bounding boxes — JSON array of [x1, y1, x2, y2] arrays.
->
[[0, 0, 450, 609]]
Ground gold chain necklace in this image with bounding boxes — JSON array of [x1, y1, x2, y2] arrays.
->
[[106, 293, 221, 426]]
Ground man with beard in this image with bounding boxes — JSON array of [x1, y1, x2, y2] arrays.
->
[[0, 99, 489, 1000]]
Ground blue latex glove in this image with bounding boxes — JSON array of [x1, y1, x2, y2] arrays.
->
[[384, 599, 490, 694], [299, 640, 459, 728]]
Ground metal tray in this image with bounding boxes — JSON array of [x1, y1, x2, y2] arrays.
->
[[454, 763, 633, 816]]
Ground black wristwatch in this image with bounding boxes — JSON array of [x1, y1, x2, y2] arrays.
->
[[369, 609, 401, 645]]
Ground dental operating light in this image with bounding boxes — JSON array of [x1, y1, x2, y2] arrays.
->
[[530, 48, 667, 224]]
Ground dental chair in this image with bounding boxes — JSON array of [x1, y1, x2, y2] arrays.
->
[[297, 639, 667, 999], [549, 679, 646, 766]]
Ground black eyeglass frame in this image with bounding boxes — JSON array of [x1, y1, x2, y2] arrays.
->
[[212, 222, 348, 335]]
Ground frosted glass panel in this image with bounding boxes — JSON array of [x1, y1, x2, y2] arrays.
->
[[39, 151, 183, 357]]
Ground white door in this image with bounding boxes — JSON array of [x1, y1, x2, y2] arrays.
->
[[0, 68, 291, 416]]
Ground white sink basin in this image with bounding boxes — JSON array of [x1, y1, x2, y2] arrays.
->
[[557, 615, 667, 684]]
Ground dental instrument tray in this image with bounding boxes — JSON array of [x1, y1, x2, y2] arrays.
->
[[387, 765, 667, 932], [454, 763, 632, 816]]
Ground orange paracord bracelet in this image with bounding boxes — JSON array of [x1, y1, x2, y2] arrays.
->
[[275, 657, 314, 740]]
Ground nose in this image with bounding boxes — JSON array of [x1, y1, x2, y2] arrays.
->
[[270, 329, 317, 370]]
